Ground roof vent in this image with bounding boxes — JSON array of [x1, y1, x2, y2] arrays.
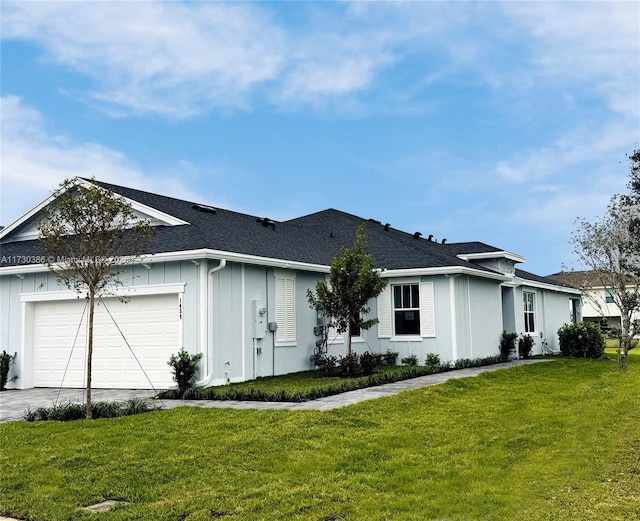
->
[[441, 238, 447, 244], [384, 223, 390, 231], [368, 218, 381, 225], [427, 234, 434, 241], [413, 232, 422, 239], [255, 217, 276, 230], [192, 203, 217, 214]]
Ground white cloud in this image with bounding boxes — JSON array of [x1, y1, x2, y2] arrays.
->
[[2, 2, 286, 117], [0, 96, 201, 224], [494, 119, 638, 185], [3, 2, 636, 119], [501, 2, 640, 119]]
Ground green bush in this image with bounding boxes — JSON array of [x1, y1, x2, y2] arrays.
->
[[401, 354, 419, 366], [518, 334, 535, 359], [315, 354, 339, 377], [425, 353, 441, 368], [360, 351, 377, 376], [339, 352, 363, 378], [0, 350, 17, 391], [168, 348, 203, 393], [382, 350, 399, 366], [499, 331, 518, 362], [558, 322, 605, 359]]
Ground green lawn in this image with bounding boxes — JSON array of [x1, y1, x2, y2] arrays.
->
[[2, 352, 639, 521]]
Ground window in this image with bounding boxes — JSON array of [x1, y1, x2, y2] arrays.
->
[[523, 291, 535, 333], [378, 281, 435, 338], [275, 272, 296, 345], [605, 289, 614, 304], [394, 284, 420, 335]]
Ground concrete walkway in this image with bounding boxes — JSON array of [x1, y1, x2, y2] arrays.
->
[[0, 359, 551, 423]]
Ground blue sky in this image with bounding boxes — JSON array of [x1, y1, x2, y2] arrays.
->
[[1, 1, 638, 276]]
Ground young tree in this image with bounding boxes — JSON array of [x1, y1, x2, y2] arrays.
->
[[621, 149, 640, 263], [307, 224, 387, 356], [572, 155, 640, 371], [37, 178, 153, 418]]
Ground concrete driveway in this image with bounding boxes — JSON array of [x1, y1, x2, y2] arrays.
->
[[0, 388, 158, 422]]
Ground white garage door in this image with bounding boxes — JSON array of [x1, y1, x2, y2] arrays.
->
[[32, 294, 180, 389]]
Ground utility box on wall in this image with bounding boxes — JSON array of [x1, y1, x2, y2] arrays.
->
[[252, 299, 267, 339]]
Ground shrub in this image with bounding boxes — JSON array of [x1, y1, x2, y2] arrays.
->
[[382, 350, 399, 366], [360, 351, 377, 376], [0, 350, 17, 391], [315, 354, 339, 377], [371, 353, 384, 366], [425, 353, 441, 369], [168, 348, 203, 393], [558, 322, 605, 359], [499, 331, 518, 362], [339, 352, 363, 378], [518, 334, 535, 359], [23, 399, 160, 422], [401, 354, 419, 366]]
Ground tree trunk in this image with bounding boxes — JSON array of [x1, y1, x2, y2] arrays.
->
[[346, 322, 353, 357], [618, 349, 628, 372], [619, 313, 632, 372], [86, 288, 95, 419]]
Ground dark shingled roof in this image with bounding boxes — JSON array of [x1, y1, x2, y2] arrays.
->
[[0, 180, 540, 282], [441, 241, 505, 256]]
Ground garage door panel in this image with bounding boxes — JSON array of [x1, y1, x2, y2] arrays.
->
[[33, 294, 180, 389]]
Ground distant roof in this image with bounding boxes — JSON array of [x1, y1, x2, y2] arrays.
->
[[546, 270, 638, 289], [517, 269, 576, 288]]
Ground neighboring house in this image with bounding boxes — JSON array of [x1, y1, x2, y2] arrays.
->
[[0, 178, 581, 390], [547, 270, 640, 336]]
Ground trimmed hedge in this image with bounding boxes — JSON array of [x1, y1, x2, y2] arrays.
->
[[159, 355, 503, 402]]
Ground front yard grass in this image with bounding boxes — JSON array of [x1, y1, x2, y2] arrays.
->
[[1, 352, 639, 521]]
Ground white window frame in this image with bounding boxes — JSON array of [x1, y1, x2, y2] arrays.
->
[[378, 279, 435, 340], [523, 291, 536, 333], [275, 270, 296, 346], [393, 283, 421, 337]]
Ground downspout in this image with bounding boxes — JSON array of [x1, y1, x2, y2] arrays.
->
[[196, 259, 227, 387]]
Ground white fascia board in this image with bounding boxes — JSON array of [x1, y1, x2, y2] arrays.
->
[[514, 276, 582, 295], [457, 251, 526, 264], [142, 249, 331, 273], [0, 248, 329, 276], [382, 266, 510, 282], [0, 265, 51, 276], [1, 252, 512, 279]]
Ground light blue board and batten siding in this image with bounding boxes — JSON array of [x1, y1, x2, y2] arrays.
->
[[269, 269, 320, 377], [209, 264, 323, 383], [372, 275, 504, 364], [374, 275, 452, 363], [510, 285, 575, 355]]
